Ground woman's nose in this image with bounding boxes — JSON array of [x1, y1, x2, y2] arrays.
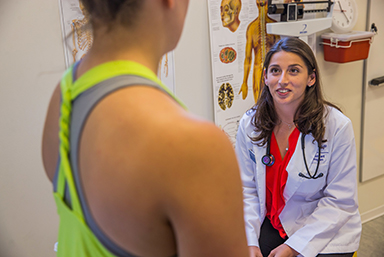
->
[[278, 72, 289, 85]]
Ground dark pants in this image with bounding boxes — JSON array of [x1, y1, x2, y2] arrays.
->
[[259, 218, 354, 257]]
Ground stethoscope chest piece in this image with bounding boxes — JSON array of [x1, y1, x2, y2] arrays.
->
[[262, 154, 275, 166], [261, 134, 275, 166]]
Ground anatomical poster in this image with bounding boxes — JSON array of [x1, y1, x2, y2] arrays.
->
[[207, 0, 321, 145], [207, 0, 281, 146], [59, 0, 92, 68], [157, 51, 176, 93], [58, 0, 175, 92]]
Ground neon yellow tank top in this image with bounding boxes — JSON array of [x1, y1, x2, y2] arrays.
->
[[54, 61, 184, 256]]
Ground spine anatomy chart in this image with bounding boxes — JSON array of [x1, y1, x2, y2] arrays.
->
[[239, 1, 280, 102]]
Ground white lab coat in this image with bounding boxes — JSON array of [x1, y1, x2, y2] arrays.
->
[[235, 106, 361, 257]]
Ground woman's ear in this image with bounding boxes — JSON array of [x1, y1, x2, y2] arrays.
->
[[263, 69, 268, 85], [308, 71, 316, 87]]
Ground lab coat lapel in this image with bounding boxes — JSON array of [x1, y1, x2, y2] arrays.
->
[[251, 131, 267, 218], [305, 134, 321, 173], [284, 133, 318, 202]]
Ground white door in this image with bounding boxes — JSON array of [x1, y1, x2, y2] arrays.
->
[[361, 0, 384, 181]]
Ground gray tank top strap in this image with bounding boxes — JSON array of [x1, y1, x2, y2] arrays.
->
[[70, 75, 172, 257]]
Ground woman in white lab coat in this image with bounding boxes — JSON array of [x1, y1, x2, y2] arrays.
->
[[235, 37, 361, 257]]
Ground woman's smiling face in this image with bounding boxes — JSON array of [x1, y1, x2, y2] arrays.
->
[[264, 50, 316, 111]]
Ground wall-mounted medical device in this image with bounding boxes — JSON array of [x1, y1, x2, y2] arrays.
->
[[268, 0, 333, 22], [320, 2, 377, 64], [321, 31, 375, 63], [266, 0, 334, 43]]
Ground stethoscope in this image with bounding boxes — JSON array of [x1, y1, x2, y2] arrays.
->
[[261, 133, 323, 179]]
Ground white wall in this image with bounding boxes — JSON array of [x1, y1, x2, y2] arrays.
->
[[0, 0, 383, 256], [0, 1, 64, 256]]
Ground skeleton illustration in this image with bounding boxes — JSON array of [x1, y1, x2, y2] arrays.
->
[[239, 0, 283, 102], [71, 2, 93, 62], [220, 0, 242, 32], [158, 53, 169, 80], [218, 83, 235, 110]]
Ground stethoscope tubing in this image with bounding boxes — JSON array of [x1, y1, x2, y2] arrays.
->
[[299, 134, 323, 179]]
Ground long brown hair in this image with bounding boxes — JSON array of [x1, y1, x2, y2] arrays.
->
[[251, 37, 340, 146]]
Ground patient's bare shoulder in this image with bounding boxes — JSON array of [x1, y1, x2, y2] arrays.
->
[[42, 83, 61, 182], [80, 85, 248, 256]]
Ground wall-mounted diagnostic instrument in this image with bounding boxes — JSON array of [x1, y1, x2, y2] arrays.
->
[[266, 0, 334, 44]]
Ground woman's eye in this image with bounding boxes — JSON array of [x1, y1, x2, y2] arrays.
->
[[290, 68, 299, 73], [270, 68, 279, 74]]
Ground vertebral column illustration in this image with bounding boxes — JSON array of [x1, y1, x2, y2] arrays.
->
[[71, 2, 93, 62], [239, 0, 280, 102]]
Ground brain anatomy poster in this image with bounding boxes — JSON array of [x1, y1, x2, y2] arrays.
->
[[58, 0, 176, 93], [208, 0, 320, 146]]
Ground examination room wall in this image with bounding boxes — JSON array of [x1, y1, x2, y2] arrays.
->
[[0, 1, 382, 256]]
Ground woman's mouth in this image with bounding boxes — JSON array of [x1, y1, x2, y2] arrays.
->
[[277, 88, 289, 94]]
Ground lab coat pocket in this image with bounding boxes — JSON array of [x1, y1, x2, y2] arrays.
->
[[296, 175, 326, 197], [295, 160, 328, 199]]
